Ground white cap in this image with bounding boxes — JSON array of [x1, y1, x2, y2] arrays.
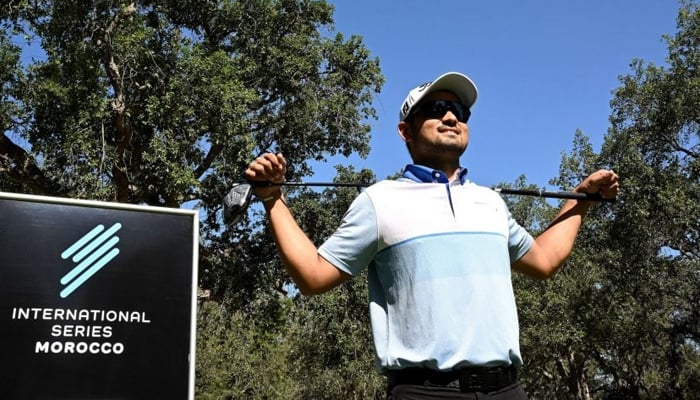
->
[[399, 72, 478, 121]]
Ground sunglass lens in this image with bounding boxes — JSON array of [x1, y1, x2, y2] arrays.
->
[[420, 101, 470, 123]]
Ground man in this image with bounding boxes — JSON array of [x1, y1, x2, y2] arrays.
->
[[245, 71, 619, 399]]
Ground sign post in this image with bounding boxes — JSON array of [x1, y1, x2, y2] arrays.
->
[[0, 192, 198, 399]]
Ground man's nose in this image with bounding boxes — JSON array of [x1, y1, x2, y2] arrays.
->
[[441, 110, 458, 125]]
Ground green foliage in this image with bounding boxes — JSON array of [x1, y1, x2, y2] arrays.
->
[[0, 30, 21, 129], [0, 28, 33, 192], [196, 300, 298, 399], [286, 278, 385, 399]]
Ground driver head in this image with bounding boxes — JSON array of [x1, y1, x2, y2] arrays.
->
[[222, 182, 253, 226]]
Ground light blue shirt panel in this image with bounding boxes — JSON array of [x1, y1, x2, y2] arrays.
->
[[317, 179, 535, 372], [372, 232, 521, 371]]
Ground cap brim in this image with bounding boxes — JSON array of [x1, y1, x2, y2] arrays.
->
[[423, 72, 478, 109]]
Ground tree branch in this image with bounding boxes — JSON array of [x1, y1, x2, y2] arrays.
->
[[94, 3, 137, 202], [194, 143, 223, 179]]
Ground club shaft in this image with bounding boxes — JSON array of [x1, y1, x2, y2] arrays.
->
[[267, 181, 369, 188], [495, 188, 615, 203], [248, 181, 615, 203]]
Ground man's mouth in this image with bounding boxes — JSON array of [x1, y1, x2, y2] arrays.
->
[[438, 127, 461, 135]]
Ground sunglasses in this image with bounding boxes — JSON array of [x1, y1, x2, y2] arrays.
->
[[411, 100, 471, 123]]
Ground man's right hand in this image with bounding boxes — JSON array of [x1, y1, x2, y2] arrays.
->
[[244, 153, 287, 200]]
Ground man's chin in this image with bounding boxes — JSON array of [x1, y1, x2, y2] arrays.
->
[[435, 142, 467, 156]]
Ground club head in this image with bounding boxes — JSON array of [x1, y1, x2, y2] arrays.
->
[[222, 182, 253, 226]]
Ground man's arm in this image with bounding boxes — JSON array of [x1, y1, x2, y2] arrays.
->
[[245, 153, 350, 295], [513, 169, 619, 279]]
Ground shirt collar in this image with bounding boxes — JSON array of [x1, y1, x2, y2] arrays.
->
[[402, 164, 469, 185]]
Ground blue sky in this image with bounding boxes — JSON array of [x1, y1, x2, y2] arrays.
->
[[318, 0, 681, 189]]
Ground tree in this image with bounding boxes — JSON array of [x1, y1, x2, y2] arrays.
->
[[597, 1, 700, 396], [513, 2, 700, 398], [513, 133, 621, 400], [0, 28, 34, 193]]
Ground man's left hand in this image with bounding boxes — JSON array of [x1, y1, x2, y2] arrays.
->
[[575, 169, 619, 200]]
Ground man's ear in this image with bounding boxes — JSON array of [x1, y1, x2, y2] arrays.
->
[[398, 121, 412, 143]]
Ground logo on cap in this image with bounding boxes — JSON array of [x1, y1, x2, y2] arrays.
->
[[59, 223, 122, 298], [402, 102, 410, 116], [417, 81, 432, 92]]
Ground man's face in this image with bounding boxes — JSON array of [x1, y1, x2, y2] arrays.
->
[[399, 90, 470, 165]]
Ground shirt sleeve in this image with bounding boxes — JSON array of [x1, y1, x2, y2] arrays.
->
[[318, 191, 378, 276], [506, 205, 534, 263]]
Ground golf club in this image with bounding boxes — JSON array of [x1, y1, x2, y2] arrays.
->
[[222, 181, 615, 226]]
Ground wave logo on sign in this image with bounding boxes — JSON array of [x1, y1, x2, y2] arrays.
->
[[59, 223, 122, 298]]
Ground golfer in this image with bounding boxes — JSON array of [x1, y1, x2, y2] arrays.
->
[[245, 71, 619, 399]]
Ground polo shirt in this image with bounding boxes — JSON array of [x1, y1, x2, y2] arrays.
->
[[317, 164, 534, 373]]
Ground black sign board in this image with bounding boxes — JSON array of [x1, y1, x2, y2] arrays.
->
[[0, 192, 198, 399]]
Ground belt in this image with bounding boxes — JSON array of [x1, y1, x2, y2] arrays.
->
[[386, 365, 518, 393]]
